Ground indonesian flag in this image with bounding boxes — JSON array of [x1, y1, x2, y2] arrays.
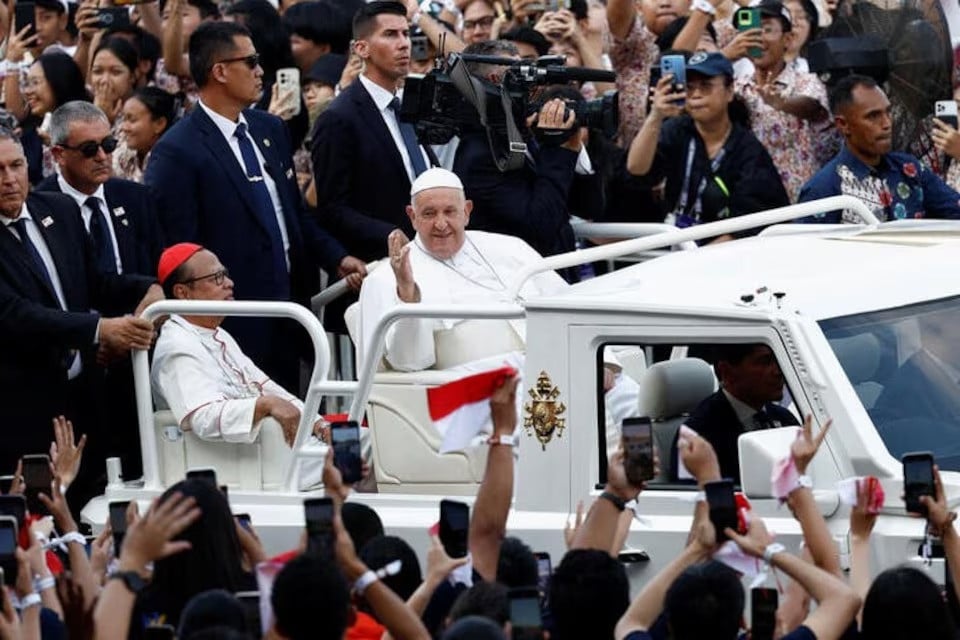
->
[[427, 366, 517, 453]]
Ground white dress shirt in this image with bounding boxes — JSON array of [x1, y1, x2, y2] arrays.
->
[[197, 100, 291, 270], [1, 204, 82, 378], [152, 314, 309, 442], [358, 230, 568, 371], [56, 175, 123, 273], [358, 74, 431, 184]]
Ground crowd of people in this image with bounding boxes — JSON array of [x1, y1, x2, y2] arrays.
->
[[2, 0, 960, 636]]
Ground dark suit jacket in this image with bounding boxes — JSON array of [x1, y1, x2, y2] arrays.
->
[[670, 390, 799, 484], [452, 131, 579, 262], [34, 175, 165, 277], [310, 80, 416, 262], [0, 192, 154, 470], [145, 106, 347, 381]]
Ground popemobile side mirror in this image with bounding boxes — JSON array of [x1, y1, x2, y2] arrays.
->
[[739, 427, 839, 517]]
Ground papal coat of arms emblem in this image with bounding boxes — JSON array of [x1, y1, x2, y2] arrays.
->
[[523, 371, 566, 450]]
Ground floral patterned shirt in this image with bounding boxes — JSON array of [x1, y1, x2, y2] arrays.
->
[[150, 58, 198, 112], [798, 145, 960, 222], [608, 16, 659, 147], [735, 63, 829, 202], [112, 137, 150, 183]]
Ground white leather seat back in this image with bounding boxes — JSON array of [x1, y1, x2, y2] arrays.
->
[[434, 320, 524, 370], [638, 358, 717, 481]]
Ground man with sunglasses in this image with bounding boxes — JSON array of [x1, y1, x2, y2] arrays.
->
[[151, 243, 329, 482], [35, 101, 166, 479], [145, 21, 365, 393]]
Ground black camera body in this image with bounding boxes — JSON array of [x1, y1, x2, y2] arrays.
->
[[400, 53, 618, 170]]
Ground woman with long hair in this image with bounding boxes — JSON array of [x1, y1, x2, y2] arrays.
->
[[115, 86, 181, 182], [91, 37, 142, 127]]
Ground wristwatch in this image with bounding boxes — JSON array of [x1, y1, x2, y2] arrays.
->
[[110, 570, 148, 594], [691, 0, 716, 15], [763, 542, 786, 564]]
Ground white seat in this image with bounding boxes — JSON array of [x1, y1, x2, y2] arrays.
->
[[638, 358, 717, 481], [153, 411, 294, 490]]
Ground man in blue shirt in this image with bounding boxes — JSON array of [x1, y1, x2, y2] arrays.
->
[[799, 74, 960, 222]]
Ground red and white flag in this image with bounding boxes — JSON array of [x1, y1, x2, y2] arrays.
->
[[427, 366, 517, 453]]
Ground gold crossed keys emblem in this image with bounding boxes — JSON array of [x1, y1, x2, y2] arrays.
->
[[523, 371, 566, 450]]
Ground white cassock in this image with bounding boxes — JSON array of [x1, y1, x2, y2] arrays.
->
[[152, 314, 312, 442], [358, 230, 569, 372]]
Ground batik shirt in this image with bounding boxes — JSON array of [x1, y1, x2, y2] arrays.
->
[[735, 63, 829, 202], [798, 145, 960, 222], [608, 16, 659, 146]]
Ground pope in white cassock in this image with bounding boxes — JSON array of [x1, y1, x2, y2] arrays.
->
[[150, 243, 326, 457], [358, 168, 569, 373]]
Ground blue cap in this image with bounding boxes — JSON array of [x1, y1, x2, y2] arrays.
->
[[685, 51, 734, 78]]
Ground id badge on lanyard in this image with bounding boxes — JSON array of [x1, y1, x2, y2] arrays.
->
[[670, 138, 726, 226]]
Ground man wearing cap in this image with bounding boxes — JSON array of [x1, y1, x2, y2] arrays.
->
[[303, 53, 346, 116], [0, 128, 162, 503], [151, 243, 327, 450], [145, 22, 364, 392], [358, 168, 567, 372], [733, 0, 828, 202], [627, 51, 788, 237]]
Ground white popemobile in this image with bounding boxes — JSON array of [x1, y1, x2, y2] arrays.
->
[[83, 195, 960, 592]]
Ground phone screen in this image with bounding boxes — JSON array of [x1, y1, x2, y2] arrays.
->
[[535, 552, 551, 595], [109, 501, 130, 552], [0, 519, 18, 586], [903, 452, 935, 515], [0, 496, 26, 528], [235, 591, 262, 636], [439, 499, 470, 558], [751, 587, 778, 640], [186, 468, 218, 486], [304, 498, 334, 558], [14, 2, 35, 36], [622, 417, 654, 485], [509, 590, 543, 640], [236, 513, 253, 531], [705, 480, 737, 541], [331, 421, 363, 484], [22, 455, 51, 515], [0, 476, 14, 494]]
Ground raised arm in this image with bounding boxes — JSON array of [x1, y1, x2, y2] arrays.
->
[[571, 449, 643, 551], [626, 76, 684, 176], [469, 374, 519, 581], [606, 0, 636, 40]]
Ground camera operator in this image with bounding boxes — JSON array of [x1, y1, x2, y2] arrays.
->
[[451, 41, 581, 279]]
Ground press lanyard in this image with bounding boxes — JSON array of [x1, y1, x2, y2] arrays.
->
[[676, 137, 727, 218]]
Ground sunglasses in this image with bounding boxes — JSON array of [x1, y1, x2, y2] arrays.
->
[[180, 268, 230, 287], [60, 136, 118, 158], [216, 53, 261, 69]]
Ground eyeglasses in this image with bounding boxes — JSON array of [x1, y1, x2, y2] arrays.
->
[[463, 15, 495, 30], [59, 136, 118, 158], [179, 268, 230, 286], [216, 53, 261, 69]]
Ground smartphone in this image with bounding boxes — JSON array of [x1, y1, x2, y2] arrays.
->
[[235, 591, 262, 636], [534, 551, 551, 596], [751, 587, 778, 640], [304, 497, 335, 559], [439, 499, 470, 558], [220, 484, 229, 501], [21, 454, 51, 516], [0, 517, 18, 587], [411, 34, 430, 62], [235, 513, 253, 531], [143, 626, 176, 640], [93, 7, 130, 29], [276, 67, 302, 117], [509, 587, 543, 640], [186, 467, 217, 487], [331, 421, 363, 485], [109, 500, 130, 553], [936, 100, 959, 129], [0, 496, 27, 529], [705, 479, 738, 541], [14, 2, 34, 36], [659, 54, 686, 106], [0, 476, 14, 494], [903, 452, 935, 516], [622, 417, 655, 486], [735, 7, 762, 58]]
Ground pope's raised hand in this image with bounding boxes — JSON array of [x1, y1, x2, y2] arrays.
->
[[388, 229, 419, 302]]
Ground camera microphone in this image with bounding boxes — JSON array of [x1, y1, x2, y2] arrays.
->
[[538, 65, 616, 84]]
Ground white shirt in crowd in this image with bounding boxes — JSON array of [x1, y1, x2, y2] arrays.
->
[[358, 230, 568, 372], [152, 314, 307, 442]]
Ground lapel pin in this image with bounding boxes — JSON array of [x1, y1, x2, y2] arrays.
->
[[120, 219, 129, 227], [285, 168, 294, 179], [40, 217, 53, 228], [263, 138, 271, 147], [113, 206, 126, 217]]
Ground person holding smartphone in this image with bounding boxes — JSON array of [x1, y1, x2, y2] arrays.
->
[[626, 51, 789, 241]]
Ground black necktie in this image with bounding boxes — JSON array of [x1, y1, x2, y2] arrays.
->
[[753, 410, 774, 430], [10, 217, 56, 295], [389, 97, 427, 178], [85, 197, 117, 274], [234, 122, 287, 276]]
